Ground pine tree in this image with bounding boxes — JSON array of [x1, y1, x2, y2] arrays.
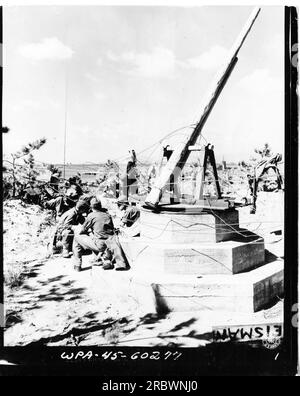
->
[[5, 138, 47, 197]]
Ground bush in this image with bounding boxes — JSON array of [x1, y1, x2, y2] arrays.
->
[[3, 138, 47, 198], [4, 263, 25, 288]]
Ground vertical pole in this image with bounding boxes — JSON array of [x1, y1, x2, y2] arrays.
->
[[209, 148, 222, 199], [194, 147, 208, 201], [63, 65, 68, 180], [63, 23, 69, 181]]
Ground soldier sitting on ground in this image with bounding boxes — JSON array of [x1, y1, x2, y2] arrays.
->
[[73, 198, 128, 272], [52, 200, 90, 257]]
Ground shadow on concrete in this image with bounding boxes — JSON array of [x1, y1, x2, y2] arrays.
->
[[138, 312, 168, 325], [265, 249, 282, 263], [169, 318, 197, 333], [232, 228, 264, 243]]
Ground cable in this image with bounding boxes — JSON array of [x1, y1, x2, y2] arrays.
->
[[157, 284, 214, 311], [110, 123, 197, 164]]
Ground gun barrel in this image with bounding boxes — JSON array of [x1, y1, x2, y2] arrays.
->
[[145, 7, 261, 208]]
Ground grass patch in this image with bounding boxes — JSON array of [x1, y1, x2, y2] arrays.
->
[[4, 262, 26, 289]]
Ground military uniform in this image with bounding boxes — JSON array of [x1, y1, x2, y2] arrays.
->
[[73, 208, 127, 271], [53, 206, 86, 256], [44, 196, 71, 218]]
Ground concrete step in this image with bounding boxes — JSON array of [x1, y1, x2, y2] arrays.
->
[[140, 208, 240, 243], [91, 260, 283, 315], [131, 260, 284, 314], [119, 236, 265, 275]]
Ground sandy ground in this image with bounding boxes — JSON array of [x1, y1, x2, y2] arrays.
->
[[3, 193, 284, 347]]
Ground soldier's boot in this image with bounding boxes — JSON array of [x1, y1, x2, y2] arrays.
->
[[102, 249, 114, 270], [62, 248, 72, 258], [52, 246, 61, 255], [89, 253, 103, 266], [102, 260, 114, 270], [73, 257, 82, 272]]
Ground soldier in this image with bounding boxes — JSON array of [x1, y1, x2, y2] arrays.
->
[[43, 181, 83, 218], [52, 200, 90, 257], [68, 176, 83, 198], [117, 199, 140, 226], [73, 198, 128, 272], [49, 168, 61, 194], [21, 181, 41, 205], [119, 150, 138, 200], [78, 193, 94, 208]]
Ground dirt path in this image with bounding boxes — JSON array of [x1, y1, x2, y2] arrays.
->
[[3, 200, 137, 346], [5, 255, 121, 346]]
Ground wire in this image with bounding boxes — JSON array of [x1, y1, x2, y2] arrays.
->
[[139, 219, 269, 238], [158, 284, 214, 311], [111, 123, 197, 163], [112, 200, 283, 226]]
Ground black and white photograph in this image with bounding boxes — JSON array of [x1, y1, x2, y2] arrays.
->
[[0, 2, 298, 378]]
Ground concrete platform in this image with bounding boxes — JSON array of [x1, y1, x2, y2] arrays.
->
[[119, 234, 265, 275], [89, 265, 283, 347], [140, 207, 239, 243], [132, 260, 284, 314], [91, 260, 283, 315], [93, 202, 284, 322]]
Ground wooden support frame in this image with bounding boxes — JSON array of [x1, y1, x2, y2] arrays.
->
[[194, 144, 222, 201]]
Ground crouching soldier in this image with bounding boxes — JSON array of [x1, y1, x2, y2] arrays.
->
[[43, 184, 83, 219], [117, 199, 140, 237], [52, 200, 89, 257], [44, 194, 72, 219], [73, 198, 128, 272]]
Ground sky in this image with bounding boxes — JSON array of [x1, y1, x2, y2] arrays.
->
[[3, 6, 284, 165]]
